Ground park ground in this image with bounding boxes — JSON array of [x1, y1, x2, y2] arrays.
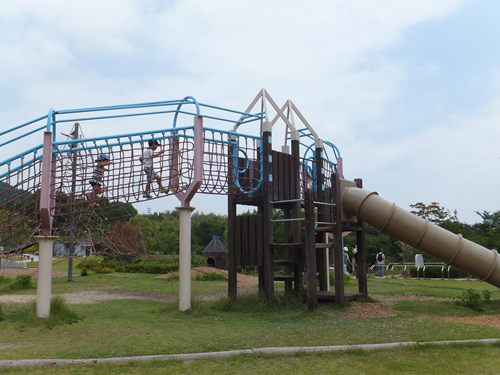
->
[[1, 263, 500, 374]]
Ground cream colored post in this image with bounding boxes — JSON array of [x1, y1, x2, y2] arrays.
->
[[35, 235, 58, 318], [177, 206, 195, 311]]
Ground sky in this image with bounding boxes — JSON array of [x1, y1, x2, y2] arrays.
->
[[1, 0, 499, 224]]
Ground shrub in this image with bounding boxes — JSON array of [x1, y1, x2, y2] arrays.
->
[[0, 304, 4, 322], [78, 258, 181, 274], [329, 271, 353, 285], [0, 276, 13, 284], [409, 267, 469, 279], [194, 272, 226, 281], [165, 274, 179, 281], [115, 263, 179, 274], [15, 275, 32, 288], [457, 289, 484, 311], [482, 290, 492, 302], [95, 266, 114, 274], [80, 268, 89, 277]]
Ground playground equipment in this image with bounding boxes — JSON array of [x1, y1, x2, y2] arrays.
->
[[1, 89, 498, 315]]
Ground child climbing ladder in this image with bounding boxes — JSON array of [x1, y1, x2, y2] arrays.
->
[[140, 139, 170, 198], [87, 153, 114, 207]]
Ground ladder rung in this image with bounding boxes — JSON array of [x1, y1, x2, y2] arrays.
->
[[273, 260, 297, 265], [274, 275, 295, 281]]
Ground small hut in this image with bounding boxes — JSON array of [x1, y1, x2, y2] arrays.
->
[[202, 235, 228, 270], [53, 238, 95, 257]]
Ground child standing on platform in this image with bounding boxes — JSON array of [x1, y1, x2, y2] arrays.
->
[[87, 154, 113, 207], [140, 139, 169, 198]]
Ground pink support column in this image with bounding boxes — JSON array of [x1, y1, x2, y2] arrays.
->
[[37, 131, 58, 317], [40, 132, 55, 235], [176, 115, 204, 206]]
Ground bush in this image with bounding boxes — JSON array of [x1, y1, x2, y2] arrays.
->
[[457, 289, 485, 311], [329, 271, 353, 285], [78, 258, 179, 274], [0, 304, 4, 322], [482, 290, 492, 302], [16, 274, 32, 288], [409, 266, 469, 279], [95, 266, 114, 274], [194, 272, 226, 281], [80, 268, 89, 276], [115, 263, 179, 274], [0, 276, 13, 284]]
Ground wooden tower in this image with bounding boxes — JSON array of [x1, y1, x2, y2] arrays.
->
[[227, 121, 369, 310]]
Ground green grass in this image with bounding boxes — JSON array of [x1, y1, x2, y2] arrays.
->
[[1, 272, 500, 373], [2, 343, 500, 374], [367, 277, 500, 298]]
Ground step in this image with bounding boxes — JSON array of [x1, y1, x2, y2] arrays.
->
[[273, 260, 297, 266]]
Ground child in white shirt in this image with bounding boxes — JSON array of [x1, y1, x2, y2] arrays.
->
[[139, 139, 169, 198]]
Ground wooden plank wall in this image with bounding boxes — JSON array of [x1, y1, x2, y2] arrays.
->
[[272, 150, 297, 201], [233, 214, 264, 267]]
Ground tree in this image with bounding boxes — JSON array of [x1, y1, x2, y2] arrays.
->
[[467, 210, 500, 250], [409, 202, 458, 224]]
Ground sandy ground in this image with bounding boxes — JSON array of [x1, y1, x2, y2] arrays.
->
[[1, 267, 500, 329]]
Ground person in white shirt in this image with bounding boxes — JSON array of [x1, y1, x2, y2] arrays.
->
[[139, 139, 169, 198]]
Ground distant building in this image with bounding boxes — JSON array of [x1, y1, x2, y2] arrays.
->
[[202, 235, 228, 270], [54, 238, 95, 257]]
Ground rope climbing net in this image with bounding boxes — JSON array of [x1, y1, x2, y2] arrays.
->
[[0, 94, 341, 262]]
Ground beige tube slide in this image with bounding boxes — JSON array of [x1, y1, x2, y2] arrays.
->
[[341, 186, 500, 288]]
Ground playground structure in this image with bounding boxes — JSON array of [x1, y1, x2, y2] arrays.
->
[[1, 89, 499, 315]]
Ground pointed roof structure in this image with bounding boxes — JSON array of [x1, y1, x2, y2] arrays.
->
[[202, 236, 228, 254], [232, 88, 319, 141]]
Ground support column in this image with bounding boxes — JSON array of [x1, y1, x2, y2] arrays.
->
[[176, 206, 195, 311], [354, 178, 368, 296], [332, 173, 345, 303], [35, 235, 58, 318], [304, 189, 317, 311], [291, 131, 303, 297], [261, 124, 274, 303]]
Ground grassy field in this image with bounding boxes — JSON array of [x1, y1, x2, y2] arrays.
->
[[1, 268, 500, 374]]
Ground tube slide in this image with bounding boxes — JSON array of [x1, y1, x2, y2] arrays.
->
[[341, 186, 500, 288]]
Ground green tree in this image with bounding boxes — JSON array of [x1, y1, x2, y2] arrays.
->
[[409, 201, 458, 224], [468, 210, 500, 250]]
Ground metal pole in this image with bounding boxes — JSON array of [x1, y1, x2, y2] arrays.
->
[[68, 123, 79, 281]]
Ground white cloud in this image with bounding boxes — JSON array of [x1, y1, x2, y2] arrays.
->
[[4, 0, 498, 225]]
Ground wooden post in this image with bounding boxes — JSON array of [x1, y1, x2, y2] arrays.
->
[[304, 189, 317, 310], [227, 195, 237, 299], [283, 208, 292, 293], [227, 139, 238, 299], [355, 178, 368, 296], [332, 172, 345, 303]]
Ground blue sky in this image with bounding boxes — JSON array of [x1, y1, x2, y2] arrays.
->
[[0, 0, 499, 224]]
